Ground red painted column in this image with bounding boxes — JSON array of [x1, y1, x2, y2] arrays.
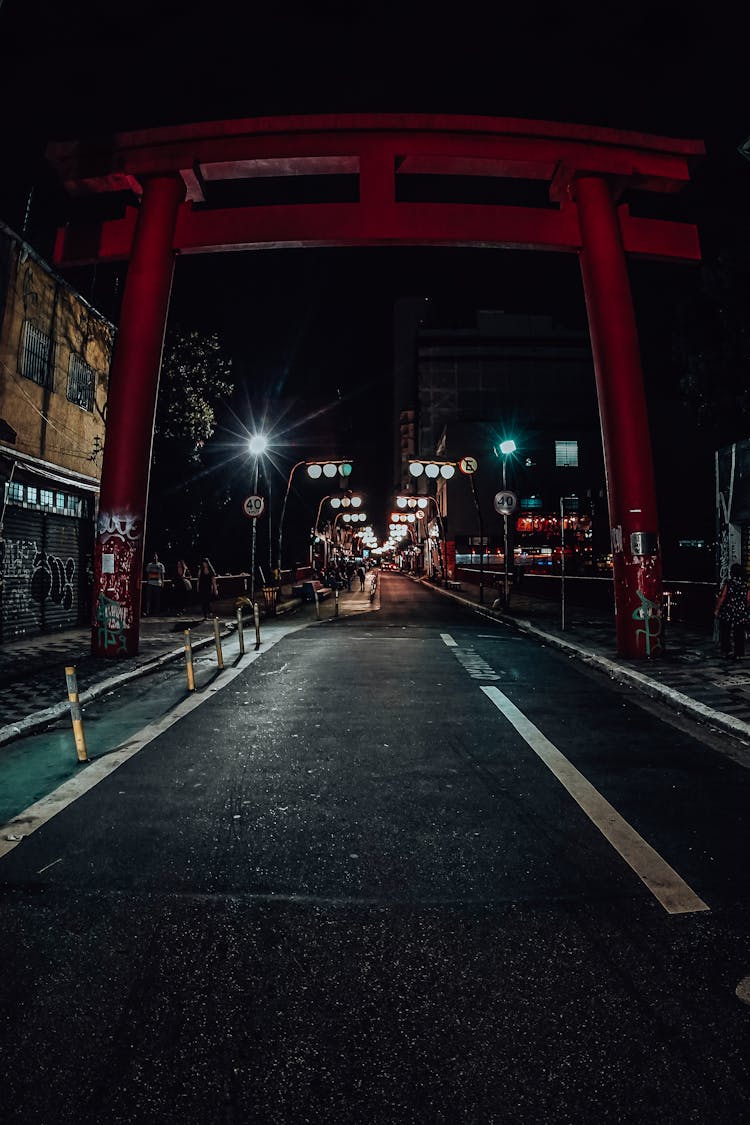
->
[[92, 175, 184, 658], [575, 174, 663, 658]]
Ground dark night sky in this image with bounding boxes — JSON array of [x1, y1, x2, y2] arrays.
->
[[0, 0, 748, 550]]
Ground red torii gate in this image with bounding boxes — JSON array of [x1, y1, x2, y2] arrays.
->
[[46, 114, 704, 659]]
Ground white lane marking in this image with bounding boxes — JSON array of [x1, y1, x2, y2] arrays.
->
[[0, 631, 296, 864], [440, 633, 458, 647], [480, 685, 710, 916]]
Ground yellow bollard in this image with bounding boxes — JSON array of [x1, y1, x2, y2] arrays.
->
[[184, 629, 195, 692], [236, 606, 245, 656], [253, 601, 261, 649], [64, 666, 88, 763], [213, 616, 224, 670]]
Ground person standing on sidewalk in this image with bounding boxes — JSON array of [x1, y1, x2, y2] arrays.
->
[[175, 559, 193, 616], [143, 552, 165, 616], [197, 558, 218, 620], [715, 562, 750, 661]]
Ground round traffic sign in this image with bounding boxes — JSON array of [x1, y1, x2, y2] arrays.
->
[[459, 456, 478, 475], [242, 494, 266, 518], [493, 490, 518, 516]]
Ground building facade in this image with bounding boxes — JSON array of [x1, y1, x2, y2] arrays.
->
[[0, 223, 112, 640]]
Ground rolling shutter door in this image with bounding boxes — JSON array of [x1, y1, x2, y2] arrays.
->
[[1, 509, 45, 639], [41, 515, 80, 632], [1, 509, 81, 640]]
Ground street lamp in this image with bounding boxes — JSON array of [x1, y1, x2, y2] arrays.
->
[[248, 435, 269, 604], [496, 439, 517, 606], [277, 459, 353, 576]]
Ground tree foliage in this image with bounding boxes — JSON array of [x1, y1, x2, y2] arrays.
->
[[148, 329, 235, 563], [155, 329, 234, 450], [673, 240, 750, 445]]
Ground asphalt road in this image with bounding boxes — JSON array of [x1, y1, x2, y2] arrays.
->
[[1, 573, 749, 1124]]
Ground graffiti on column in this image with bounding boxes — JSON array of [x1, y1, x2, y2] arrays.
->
[[95, 510, 143, 647], [94, 592, 128, 654], [632, 589, 662, 656]]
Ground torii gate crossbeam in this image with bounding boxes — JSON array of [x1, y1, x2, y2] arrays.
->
[[46, 114, 704, 659]]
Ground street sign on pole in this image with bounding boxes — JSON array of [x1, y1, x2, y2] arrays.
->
[[493, 490, 518, 516], [242, 495, 265, 518], [459, 455, 478, 475]]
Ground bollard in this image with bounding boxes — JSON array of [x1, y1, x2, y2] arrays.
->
[[334, 588, 339, 617], [314, 589, 321, 621], [236, 606, 245, 656], [184, 629, 195, 692], [64, 666, 89, 763], [254, 601, 261, 649], [213, 616, 224, 670]]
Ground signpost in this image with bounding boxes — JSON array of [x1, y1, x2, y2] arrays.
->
[[459, 455, 478, 475], [242, 495, 265, 519], [494, 491, 518, 607], [242, 494, 266, 602]]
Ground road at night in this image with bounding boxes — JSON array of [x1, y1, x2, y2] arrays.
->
[[1, 573, 749, 1123]]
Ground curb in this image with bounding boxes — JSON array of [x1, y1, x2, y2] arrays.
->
[[0, 625, 233, 750], [417, 576, 750, 745]]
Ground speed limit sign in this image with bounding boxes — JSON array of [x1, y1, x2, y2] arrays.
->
[[493, 490, 518, 516], [242, 494, 265, 518]]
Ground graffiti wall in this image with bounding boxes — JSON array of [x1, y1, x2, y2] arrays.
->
[[0, 510, 81, 640]]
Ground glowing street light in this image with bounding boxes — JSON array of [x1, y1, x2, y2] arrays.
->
[[278, 459, 354, 573]]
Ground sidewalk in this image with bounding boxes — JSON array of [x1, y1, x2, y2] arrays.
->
[[421, 577, 750, 749], [0, 584, 374, 748]]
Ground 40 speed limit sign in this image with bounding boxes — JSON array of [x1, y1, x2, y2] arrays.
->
[[242, 494, 266, 518], [493, 490, 518, 516]]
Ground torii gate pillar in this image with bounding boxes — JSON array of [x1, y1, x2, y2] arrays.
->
[[92, 175, 184, 657], [576, 174, 662, 658]]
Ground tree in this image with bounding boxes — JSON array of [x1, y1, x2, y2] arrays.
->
[[148, 329, 234, 563]]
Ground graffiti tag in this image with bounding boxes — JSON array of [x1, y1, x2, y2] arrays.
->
[[98, 512, 142, 544], [632, 590, 662, 657]]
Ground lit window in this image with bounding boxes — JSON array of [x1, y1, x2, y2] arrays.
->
[[40, 489, 54, 507], [7, 481, 23, 502], [67, 355, 95, 411], [20, 320, 54, 388], [26, 486, 37, 503], [555, 440, 578, 467], [56, 492, 65, 509], [520, 497, 543, 509]]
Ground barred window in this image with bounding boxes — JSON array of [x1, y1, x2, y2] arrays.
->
[[7, 481, 23, 502], [67, 354, 95, 411], [21, 320, 54, 388], [26, 485, 37, 504], [555, 440, 579, 468], [40, 488, 54, 507]]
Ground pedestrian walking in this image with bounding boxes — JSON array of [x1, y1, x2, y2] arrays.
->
[[143, 552, 165, 616], [197, 558, 218, 620], [715, 562, 750, 661], [357, 564, 366, 591], [175, 559, 193, 616]]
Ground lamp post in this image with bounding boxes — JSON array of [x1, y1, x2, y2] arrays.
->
[[277, 459, 353, 577], [498, 439, 517, 607], [248, 434, 268, 604]]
